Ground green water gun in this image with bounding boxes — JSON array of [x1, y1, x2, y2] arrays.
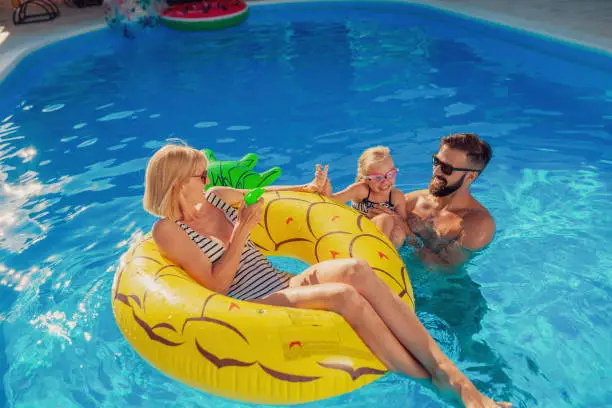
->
[[244, 187, 265, 206], [203, 149, 282, 190]]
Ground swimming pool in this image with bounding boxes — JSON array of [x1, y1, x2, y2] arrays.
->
[[1, 1, 611, 406]]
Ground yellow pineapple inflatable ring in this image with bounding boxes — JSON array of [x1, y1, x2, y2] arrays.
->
[[112, 191, 414, 405]]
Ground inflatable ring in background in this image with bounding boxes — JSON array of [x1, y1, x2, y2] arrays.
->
[[112, 191, 414, 404], [160, 0, 249, 31]]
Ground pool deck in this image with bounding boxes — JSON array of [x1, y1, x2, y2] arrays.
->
[[1, 0, 612, 81]]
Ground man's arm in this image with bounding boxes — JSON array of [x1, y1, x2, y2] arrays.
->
[[458, 210, 496, 251], [422, 241, 470, 268], [428, 210, 495, 267]]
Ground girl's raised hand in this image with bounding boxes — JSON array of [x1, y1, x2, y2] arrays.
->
[[305, 164, 330, 194]]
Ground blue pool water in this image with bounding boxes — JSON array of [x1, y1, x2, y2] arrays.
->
[[1, 1, 612, 407]]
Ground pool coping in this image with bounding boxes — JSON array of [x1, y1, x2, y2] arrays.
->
[[1, 0, 612, 83], [416, 0, 612, 57], [0, 22, 106, 84]]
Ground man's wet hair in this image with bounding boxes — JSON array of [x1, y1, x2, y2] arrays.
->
[[441, 133, 492, 170]]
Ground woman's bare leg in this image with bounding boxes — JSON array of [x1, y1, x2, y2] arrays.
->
[[251, 282, 428, 379], [291, 259, 512, 408]]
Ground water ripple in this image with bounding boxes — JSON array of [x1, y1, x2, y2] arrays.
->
[[0, 2, 610, 407]]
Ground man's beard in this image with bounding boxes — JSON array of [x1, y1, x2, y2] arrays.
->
[[429, 174, 466, 197]]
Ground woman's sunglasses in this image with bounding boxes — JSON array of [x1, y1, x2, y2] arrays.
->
[[192, 169, 209, 184], [432, 155, 481, 176], [363, 168, 399, 183]]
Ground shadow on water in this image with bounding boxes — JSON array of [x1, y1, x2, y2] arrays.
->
[[400, 248, 527, 405]]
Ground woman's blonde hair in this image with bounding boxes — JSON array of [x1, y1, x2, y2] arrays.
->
[[356, 146, 391, 181], [143, 144, 206, 220]]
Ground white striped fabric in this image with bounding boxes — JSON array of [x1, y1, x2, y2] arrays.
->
[[176, 191, 292, 300]]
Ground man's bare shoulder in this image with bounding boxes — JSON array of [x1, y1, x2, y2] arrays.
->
[[466, 197, 494, 223], [461, 198, 495, 250]]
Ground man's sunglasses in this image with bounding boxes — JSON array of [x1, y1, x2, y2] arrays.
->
[[432, 154, 481, 176]]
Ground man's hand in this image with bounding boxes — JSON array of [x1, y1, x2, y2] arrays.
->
[[432, 210, 464, 241], [419, 210, 468, 268], [368, 204, 397, 218]]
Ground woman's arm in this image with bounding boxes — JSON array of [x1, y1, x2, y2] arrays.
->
[[152, 218, 251, 294]]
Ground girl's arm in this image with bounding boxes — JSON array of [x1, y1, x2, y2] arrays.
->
[[392, 188, 408, 220], [210, 165, 328, 206], [208, 183, 320, 206], [328, 182, 369, 205]]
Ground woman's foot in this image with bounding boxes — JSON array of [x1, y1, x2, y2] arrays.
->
[[431, 362, 512, 408]]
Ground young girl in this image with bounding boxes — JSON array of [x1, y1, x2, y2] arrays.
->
[[320, 146, 409, 248]]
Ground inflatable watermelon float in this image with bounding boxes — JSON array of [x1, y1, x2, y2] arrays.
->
[[160, 0, 248, 31]]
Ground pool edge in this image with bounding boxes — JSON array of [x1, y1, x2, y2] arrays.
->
[[0, 22, 106, 83], [411, 0, 612, 58]]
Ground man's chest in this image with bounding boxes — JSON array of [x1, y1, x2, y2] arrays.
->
[[411, 198, 466, 234]]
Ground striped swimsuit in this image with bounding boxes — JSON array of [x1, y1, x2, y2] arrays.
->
[[176, 191, 292, 300]]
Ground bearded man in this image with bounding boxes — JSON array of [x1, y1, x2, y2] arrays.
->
[[402, 133, 494, 267]]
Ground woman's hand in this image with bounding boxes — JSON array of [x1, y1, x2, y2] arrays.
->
[[236, 197, 263, 233]]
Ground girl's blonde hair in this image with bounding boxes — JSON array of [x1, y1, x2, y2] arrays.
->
[[143, 144, 206, 220], [356, 146, 391, 181]]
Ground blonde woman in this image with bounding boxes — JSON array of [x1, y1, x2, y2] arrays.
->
[[142, 144, 510, 408], [319, 146, 410, 248]]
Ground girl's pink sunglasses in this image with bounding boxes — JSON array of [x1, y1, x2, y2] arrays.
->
[[363, 168, 399, 183]]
